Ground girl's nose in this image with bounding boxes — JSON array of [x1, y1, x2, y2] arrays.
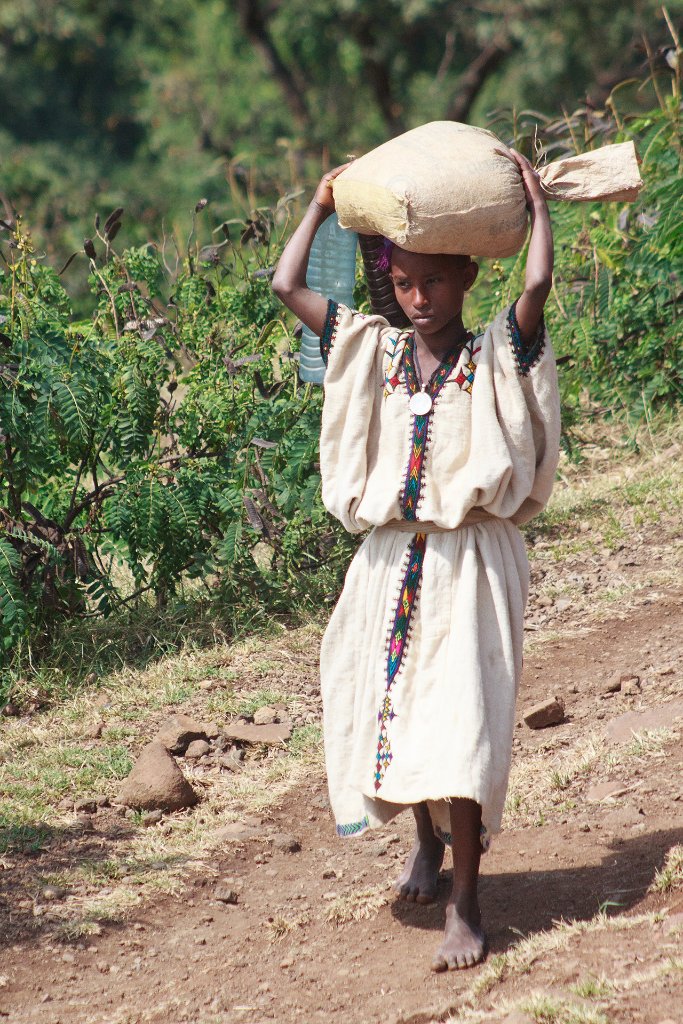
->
[[413, 288, 429, 309]]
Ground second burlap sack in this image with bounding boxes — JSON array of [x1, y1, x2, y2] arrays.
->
[[333, 122, 642, 258]]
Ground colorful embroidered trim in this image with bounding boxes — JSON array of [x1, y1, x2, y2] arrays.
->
[[400, 335, 466, 519], [319, 298, 341, 366], [383, 332, 408, 398], [336, 815, 370, 837], [434, 823, 491, 853], [454, 338, 482, 394], [507, 300, 545, 376], [375, 532, 427, 792]]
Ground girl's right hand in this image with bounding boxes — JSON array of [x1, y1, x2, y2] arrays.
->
[[312, 162, 353, 213]]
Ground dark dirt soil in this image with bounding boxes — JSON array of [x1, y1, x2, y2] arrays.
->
[[2, 584, 682, 1023]]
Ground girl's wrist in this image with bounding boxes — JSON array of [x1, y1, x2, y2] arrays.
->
[[309, 199, 334, 220]]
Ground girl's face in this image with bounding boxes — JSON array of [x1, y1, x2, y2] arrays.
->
[[390, 250, 478, 336]]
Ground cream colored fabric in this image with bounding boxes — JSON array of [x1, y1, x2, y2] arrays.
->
[[319, 304, 560, 843], [333, 121, 642, 257], [320, 305, 561, 534]]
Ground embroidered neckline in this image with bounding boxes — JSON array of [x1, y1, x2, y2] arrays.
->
[[400, 334, 470, 520], [403, 332, 472, 399]]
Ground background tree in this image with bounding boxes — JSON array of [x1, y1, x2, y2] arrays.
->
[[0, 0, 676, 265]]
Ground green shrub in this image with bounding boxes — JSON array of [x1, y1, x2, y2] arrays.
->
[[0, 204, 355, 672], [1, 73, 680, 680]]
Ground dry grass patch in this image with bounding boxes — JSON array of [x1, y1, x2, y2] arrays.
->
[[0, 624, 325, 929], [467, 910, 659, 1000], [504, 727, 674, 828], [266, 910, 310, 940], [649, 844, 683, 894], [325, 883, 390, 925]]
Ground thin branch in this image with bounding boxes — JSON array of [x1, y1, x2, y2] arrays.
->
[[446, 36, 516, 123], [235, 0, 312, 135]]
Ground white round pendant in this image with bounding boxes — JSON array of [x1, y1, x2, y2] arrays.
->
[[409, 390, 433, 416]]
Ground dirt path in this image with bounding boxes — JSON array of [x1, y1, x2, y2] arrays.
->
[[3, 584, 682, 1024]]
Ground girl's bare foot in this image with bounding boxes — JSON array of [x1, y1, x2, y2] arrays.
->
[[394, 832, 445, 903], [431, 898, 486, 971]]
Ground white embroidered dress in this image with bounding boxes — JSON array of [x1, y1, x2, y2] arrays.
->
[[318, 300, 561, 846]]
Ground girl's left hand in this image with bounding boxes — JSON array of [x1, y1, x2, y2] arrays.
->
[[312, 162, 353, 213], [509, 149, 547, 211]]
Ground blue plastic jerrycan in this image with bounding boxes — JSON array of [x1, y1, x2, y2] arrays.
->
[[299, 213, 358, 384]]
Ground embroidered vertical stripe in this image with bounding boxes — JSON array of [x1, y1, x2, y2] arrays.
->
[[375, 531, 427, 791]]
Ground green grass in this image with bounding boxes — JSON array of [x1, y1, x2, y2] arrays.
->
[[570, 975, 614, 999], [289, 724, 322, 757], [0, 823, 52, 855]]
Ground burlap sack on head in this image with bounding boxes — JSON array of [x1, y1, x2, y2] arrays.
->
[[333, 122, 642, 258]]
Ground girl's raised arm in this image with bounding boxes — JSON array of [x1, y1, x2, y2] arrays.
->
[[509, 150, 553, 344], [272, 164, 351, 338]]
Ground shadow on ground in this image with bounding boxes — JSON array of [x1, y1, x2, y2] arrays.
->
[[0, 814, 187, 950], [390, 825, 683, 950]]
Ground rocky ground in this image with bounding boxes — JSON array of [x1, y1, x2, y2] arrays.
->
[[1, 428, 682, 1024]]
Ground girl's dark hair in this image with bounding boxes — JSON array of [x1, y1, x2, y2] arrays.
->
[[376, 239, 472, 271]]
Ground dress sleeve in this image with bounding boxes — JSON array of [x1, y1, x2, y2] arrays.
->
[[506, 299, 546, 375], [469, 303, 561, 524], [318, 302, 392, 532]]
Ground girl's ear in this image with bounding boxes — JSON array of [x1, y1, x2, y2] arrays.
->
[[464, 261, 479, 291]]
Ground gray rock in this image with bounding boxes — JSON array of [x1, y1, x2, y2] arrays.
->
[[586, 780, 629, 802], [271, 833, 301, 853], [214, 887, 239, 904], [72, 814, 95, 832], [141, 809, 164, 827], [222, 721, 292, 746], [116, 741, 199, 811], [218, 752, 244, 772], [606, 701, 683, 743], [155, 714, 208, 755], [74, 799, 98, 814], [203, 721, 220, 739], [41, 885, 68, 901], [253, 706, 279, 726], [215, 822, 258, 842], [523, 696, 565, 729], [184, 739, 211, 759]]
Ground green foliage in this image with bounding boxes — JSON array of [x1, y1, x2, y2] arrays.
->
[[0, 201, 355, 672], [1, 59, 680, 682], [468, 80, 682, 431], [0, 0, 675, 270]]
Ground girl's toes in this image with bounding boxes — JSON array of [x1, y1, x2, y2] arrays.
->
[[430, 956, 448, 973]]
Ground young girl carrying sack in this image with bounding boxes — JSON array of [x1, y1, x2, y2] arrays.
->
[[272, 151, 560, 971]]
